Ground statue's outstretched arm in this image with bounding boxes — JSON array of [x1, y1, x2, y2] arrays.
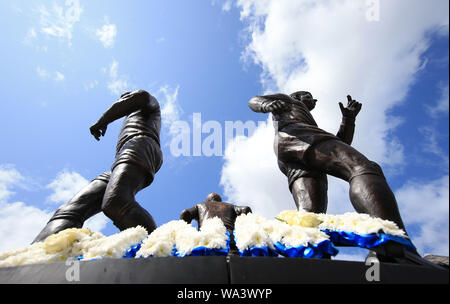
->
[[180, 206, 199, 224], [89, 90, 158, 141], [336, 95, 361, 145], [248, 94, 291, 113], [234, 205, 252, 216]]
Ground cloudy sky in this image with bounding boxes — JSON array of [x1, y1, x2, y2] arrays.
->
[[0, 0, 448, 260]]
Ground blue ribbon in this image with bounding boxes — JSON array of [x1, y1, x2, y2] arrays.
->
[[123, 243, 142, 258], [233, 230, 337, 258], [135, 244, 177, 258], [175, 246, 229, 257], [76, 255, 101, 261], [174, 232, 231, 257], [233, 230, 277, 257], [239, 246, 279, 257], [274, 240, 339, 258], [322, 230, 416, 251]]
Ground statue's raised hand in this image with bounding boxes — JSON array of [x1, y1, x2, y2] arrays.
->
[[89, 122, 107, 141], [339, 95, 362, 119]]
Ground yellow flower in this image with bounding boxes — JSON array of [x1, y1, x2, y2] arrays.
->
[[43, 228, 91, 254], [276, 210, 322, 228]]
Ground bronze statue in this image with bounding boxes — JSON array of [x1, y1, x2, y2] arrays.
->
[[249, 91, 407, 232], [33, 90, 163, 243], [180, 193, 252, 254]]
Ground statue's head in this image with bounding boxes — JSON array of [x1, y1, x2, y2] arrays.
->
[[290, 91, 317, 111], [206, 192, 222, 202]]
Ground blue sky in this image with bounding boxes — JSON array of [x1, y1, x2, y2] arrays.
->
[[0, 0, 448, 260]]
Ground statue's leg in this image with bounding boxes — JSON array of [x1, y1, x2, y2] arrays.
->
[[349, 173, 406, 231], [227, 228, 240, 256], [305, 140, 407, 232], [101, 163, 157, 234], [291, 174, 328, 213], [32, 173, 110, 243], [277, 160, 328, 212]]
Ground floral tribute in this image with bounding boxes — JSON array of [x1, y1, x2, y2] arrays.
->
[[0, 210, 416, 268], [276, 210, 416, 251], [136, 217, 229, 258], [0, 217, 229, 267], [233, 213, 338, 258], [0, 226, 148, 267]]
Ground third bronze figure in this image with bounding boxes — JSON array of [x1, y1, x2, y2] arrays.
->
[[180, 193, 252, 254]]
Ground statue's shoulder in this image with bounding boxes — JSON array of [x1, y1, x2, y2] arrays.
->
[[133, 90, 160, 110], [130, 90, 156, 100], [272, 92, 291, 98], [196, 202, 208, 209], [259, 93, 294, 102], [203, 201, 234, 209]]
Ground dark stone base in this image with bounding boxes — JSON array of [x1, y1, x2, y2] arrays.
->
[[0, 256, 448, 284], [229, 256, 448, 284]]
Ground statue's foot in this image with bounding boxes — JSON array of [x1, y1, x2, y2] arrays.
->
[[32, 218, 82, 244]]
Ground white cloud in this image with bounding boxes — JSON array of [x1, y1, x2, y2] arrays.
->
[[55, 71, 65, 82], [0, 165, 24, 202], [155, 37, 166, 44], [23, 26, 48, 52], [220, 0, 449, 224], [0, 165, 52, 252], [396, 175, 449, 255], [158, 85, 181, 126], [418, 126, 449, 168], [96, 17, 117, 48], [37, 0, 83, 46], [37, 67, 66, 83], [221, 118, 294, 219], [84, 213, 109, 232], [108, 79, 130, 96], [0, 201, 52, 252], [46, 170, 108, 232], [39, 46, 49, 52], [106, 60, 132, 95], [84, 80, 99, 91], [109, 60, 119, 78], [0, 167, 110, 253], [222, 0, 233, 12], [36, 66, 49, 78], [155, 85, 193, 166], [212, 0, 233, 12], [23, 27, 37, 45], [427, 84, 449, 117], [0, 166, 23, 184], [28, 27, 37, 39], [46, 170, 89, 204]]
